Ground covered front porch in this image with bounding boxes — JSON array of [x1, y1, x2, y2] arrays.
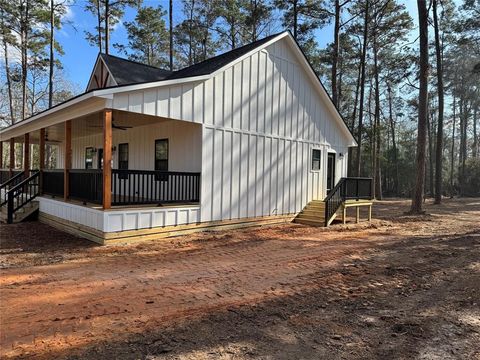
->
[[0, 107, 202, 226]]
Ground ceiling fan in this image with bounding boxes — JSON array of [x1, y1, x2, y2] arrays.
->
[[88, 120, 133, 131], [44, 130, 61, 143]]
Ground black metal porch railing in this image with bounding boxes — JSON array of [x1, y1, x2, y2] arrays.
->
[[324, 177, 373, 226], [111, 170, 201, 205], [39, 169, 201, 206], [42, 169, 64, 197], [69, 169, 103, 204], [343, 177, 374, 200]]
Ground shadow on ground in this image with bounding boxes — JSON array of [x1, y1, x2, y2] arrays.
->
[[56, 230, 480, 360]]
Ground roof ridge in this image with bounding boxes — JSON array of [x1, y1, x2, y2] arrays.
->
[[99, 53, 172, 73], [167, 31, 287, 80], [176, 31, 285, 72]]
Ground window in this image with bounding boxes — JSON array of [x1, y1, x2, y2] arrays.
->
[[155, 139, 168, 181], [312, 149, 321, 171], [118, 143, 128, 179], [118, 143, 128, 169], [85, 147, 94, 169], [97, 148, 103, 169]]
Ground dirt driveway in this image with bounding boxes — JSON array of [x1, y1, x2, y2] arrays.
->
[[0, 198, 479, 359]]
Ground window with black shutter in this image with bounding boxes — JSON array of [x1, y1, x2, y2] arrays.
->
[[155, 139, 168, 181], [118, 143, 128, 169], [118, 143, 129, 179]]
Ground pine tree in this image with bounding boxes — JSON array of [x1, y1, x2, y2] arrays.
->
[[410, 0, 429, 214], [244, 0, 273, 42], [2, 0, 50, 121], [174, 0, 218, 67], [84, 0, 138, 55], [115, 5, 169, 68], [274, 0, 330, 62]]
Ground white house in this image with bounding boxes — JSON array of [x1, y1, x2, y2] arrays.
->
[[0, 31, 372, 244]]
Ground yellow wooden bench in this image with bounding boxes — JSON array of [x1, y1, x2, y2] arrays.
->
[[339, 199, 373, 224]]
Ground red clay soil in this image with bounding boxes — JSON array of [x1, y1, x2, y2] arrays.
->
[[0, 198, 479, 359]]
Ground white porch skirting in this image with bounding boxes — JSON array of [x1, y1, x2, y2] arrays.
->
[[38, 197, 201, 233]]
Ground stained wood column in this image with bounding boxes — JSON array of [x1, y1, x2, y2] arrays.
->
[[9, 138, 15, 175], [39, 128, 45, 170], [64, 120, 72, 201], [24, 133, 30, 176], [0, 141, 3, 169], [39, 128, 46, 193], [102, 110, 112, 209]]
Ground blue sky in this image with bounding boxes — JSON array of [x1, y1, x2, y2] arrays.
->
[[58, 0, 421, 91]]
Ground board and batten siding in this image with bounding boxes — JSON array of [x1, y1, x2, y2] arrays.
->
[[108, 36, 351, 222], [109, 38, 351, 146], [62, 120, 202, 171]]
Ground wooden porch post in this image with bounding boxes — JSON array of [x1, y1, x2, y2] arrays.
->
[[9, 138, 15, 176], [64, 120, 72, 201], [24, 133, 30, 176], [39, 128, 45, 170], [0, 141, 3, 169], [102, 110, 112, 209], [39, 128, 45, 193]]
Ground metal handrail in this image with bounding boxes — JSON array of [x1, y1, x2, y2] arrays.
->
[[0, 171, 24, 190], [6, 170, 40, 223], [324, 178, 346, 226], [324, 177, 373, 226]]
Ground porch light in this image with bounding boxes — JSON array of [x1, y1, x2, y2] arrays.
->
[[339, 153, 344, 159]]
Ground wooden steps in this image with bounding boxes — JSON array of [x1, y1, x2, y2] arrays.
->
[[294, 200, 327, 226], [0, 201, 39, 223]]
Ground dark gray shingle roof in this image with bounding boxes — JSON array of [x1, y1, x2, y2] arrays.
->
[[99, 32, 284, 86], [166, 32, 282, 80], [100, 54, 173, 85]]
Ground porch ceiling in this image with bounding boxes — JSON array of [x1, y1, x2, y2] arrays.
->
[[2, 109, 174, 144]]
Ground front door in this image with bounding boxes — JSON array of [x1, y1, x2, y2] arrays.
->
[[327, 153, 336, 193]]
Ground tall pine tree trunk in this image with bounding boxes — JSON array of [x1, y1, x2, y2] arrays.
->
[[450, 94, 456, 197], [1, 9, 15, 124], [433, 0, 444, 203], [460, 100, 468, 195], [473, 107, 478, 158], [105, 0, 109, 54], [387, 85, 399, 196], [355, 0, 369, 177], [427, 111, 434, 197], [410, 0, 429, 214], [348, 59, 362, 176], [20, 1, 28, 120], [48, 0, 54, 109], [331, 0, 340, 106], [97, 3, 102, 53], [169, 0, 173, 70], [293, 0, 298, 39], [373, 36, 382, 199], [458, 97, 464, 195]]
